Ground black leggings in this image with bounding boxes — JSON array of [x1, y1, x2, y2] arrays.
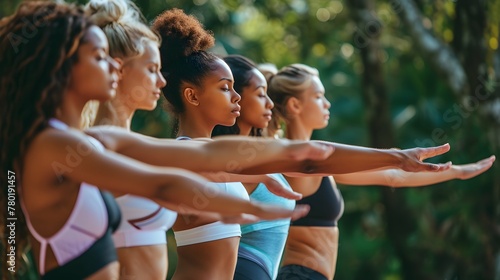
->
[[233, 257, 271, 280], [276, 265, 328, 280]]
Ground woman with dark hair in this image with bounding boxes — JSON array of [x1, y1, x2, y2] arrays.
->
[[261, 63, 495, 280], [151, 10, 452, 279], [212, 55, 293, 280], [0, 3, 328, 278], [214, 56, 494, 280]]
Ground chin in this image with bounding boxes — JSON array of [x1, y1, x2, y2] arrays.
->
[[221, 119, 237, 126]]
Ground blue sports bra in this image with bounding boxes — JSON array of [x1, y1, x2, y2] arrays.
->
[[290, 176, 344, 227], [22, 119, 121, 279]]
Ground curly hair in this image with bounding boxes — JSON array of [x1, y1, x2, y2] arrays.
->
[[152, 8, 219, 118], [0, 1, 92, 276], [212, 55, 263, 137]]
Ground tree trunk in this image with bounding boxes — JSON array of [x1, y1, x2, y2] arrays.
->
[[348, 1, 425, 279], [394, 0, 500, 278]]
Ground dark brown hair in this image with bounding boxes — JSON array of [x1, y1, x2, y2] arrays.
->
[[0, 1, 92, 275], [152, 8, 219, 118]]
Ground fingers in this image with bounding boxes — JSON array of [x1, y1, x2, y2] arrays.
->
[[418, 143, 450, 160], [266, 180, 303, 200], [474, 155, 495, 171], [290, 204, 310, 221], [478, 155, 496, 165], [420, 161, 452, 172]]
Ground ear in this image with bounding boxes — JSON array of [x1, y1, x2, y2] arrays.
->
[[286, 96, 302, 116], [183, 87, 199, 106], [114, 58, 125, 79]]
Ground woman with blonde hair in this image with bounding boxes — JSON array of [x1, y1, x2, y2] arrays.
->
[[261, 63, 495, 280], [0, 2, 329, 278]]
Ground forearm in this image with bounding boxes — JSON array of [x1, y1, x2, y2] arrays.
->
[[200, 172, 267, 183], [335, 167, 460, 187], [240, 142, 401, 175], [314, 142, 402, 173], [114, 133, 300, 173]]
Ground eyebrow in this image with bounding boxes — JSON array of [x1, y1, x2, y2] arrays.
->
[[92, 46, 107, 52], [219, 78, 233, 82]]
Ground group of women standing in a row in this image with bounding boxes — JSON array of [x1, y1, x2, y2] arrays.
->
[[0, 1, 494, 279]]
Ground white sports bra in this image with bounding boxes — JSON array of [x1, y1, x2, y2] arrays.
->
[[21, 118, 121, 278], [113, 194, 177, 248]]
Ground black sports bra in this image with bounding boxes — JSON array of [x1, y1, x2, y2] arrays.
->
[[290, 177, 344, 227]]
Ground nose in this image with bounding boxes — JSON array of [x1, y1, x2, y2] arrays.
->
[[231, 88, 241, 103], [324, 96, 331, 109], [106, 56, 120, 73], [157, 71, 167, 88], [266, 95, 274, 109]]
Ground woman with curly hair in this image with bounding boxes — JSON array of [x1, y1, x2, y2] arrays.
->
[[151, 10, 455, 279], [0, 3, 329, 278]]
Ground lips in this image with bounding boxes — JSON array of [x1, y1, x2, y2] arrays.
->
[[231, 105, 241, 117]]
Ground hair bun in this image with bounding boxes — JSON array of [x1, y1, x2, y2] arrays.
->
[[152, 8, 215, 61], [85, 0, 129, 27]]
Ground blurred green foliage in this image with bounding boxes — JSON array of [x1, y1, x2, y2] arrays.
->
[[2, 0, 498, 279]]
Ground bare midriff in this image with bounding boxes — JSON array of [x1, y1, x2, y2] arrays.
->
[[281, 226, 339, 279], [117, 244, 167, 280]]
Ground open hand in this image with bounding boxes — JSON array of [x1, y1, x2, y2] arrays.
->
[[398, 143, 452, 172], [454, 155, 496, 180]]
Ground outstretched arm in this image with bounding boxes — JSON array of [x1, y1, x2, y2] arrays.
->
[[40, 130, 308, 222], [334, 155, 495, 187], [85, 126, 335, 173], [85, 126, 451, 175], [239, 142, 452, 175]]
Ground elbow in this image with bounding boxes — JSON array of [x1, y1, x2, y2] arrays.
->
[[300, 160, 319, 174]]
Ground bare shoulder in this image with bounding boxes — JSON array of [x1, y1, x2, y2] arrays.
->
[[23, 128, 97, 184], [28, 128, 103, 163]]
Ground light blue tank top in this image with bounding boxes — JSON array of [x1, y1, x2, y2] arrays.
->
[[238, 173, 295, 279]]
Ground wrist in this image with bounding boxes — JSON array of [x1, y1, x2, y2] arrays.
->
[[450, 165, 461, 179], [386, 148, 405, 169]]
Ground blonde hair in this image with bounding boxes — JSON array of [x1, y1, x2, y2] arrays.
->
[[85, 0, 160, 59], [262, 63, 319, 136], [83, 0, 160, 126]]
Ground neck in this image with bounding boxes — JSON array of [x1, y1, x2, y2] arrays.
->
[[177, 114, 214, 138], [112, 91, 136, 130], [237, 121, 252, 136], [95, 91, 135, 130], [286, 119, 313, 141], [55, 92, 86, 128]]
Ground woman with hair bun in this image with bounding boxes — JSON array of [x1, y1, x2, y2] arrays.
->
[[152, 9, 259, 279], [0, 2, 331, 278], [84, 0, 174, 279], [1, 2, 310, 279], [151, 10, 456, 278], [261, 63, 495, 280]]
